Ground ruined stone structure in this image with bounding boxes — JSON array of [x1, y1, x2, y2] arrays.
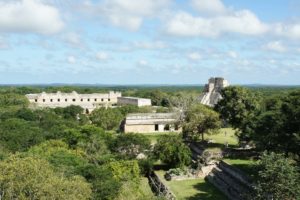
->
[[117, 97, 151, 107], [26, 91, 121, 113], [199, 77, 229, 107], [206, 161, 254, 200], [148, 171, 176, 200], [122, 113, 181, 133]]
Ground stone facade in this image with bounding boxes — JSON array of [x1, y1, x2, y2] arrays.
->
[[199, 77, 229, 107], [117, 97, 151, 107], [26, 91, 121, 113], [123, 113, 182, 133]]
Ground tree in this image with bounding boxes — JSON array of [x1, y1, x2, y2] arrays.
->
[[252, 91, 300, 157], [16, 108, 39, 121], [0, 155, 92, 200], [0, 93, 28, 107], [280, 91, 300, 156], [153, 135, 191, 168], [111, 133, 151, 159], [0, 118, 44, 152], [168, 92, 198, 112], [215, 86, 261, 141], [184, 104, 221, 141], [105, 160, 141, 183], [27, 140, 88, 176], [54, 105, 84, 119], [255, 152, 300, 200], [90, 107, 123, 130], [80, 164, 122, 200]]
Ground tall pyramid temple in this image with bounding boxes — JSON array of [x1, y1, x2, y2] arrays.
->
[[199, 77, 229, 107]]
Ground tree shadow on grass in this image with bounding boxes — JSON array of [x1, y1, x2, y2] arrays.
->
[[186, 180, 228, 200]]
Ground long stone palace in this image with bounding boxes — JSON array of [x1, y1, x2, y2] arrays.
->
[[26, 91, 151, 113]]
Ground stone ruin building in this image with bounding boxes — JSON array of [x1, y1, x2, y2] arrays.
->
[[199, 77, 229, 107], [122, 113, 182, 133], [26, 91, 122, 113], [26, 91, 153, 114]]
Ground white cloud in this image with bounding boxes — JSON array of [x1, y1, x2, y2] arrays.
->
[[165, 10, 268, 37], [228, 51, 238, 58], [187, 52, 202, 60], [96, 52, 109, 60], [63, 32, 81, 46], [133, 41, 167, 49], [137, 59, 148, 67], [191, 0, 227, 15], [273, 23, 300, 40], [263, 41, 286, 52], [81, 0, 170, 31], [0, 0, 64, 35], [67, 56, 76, 64]]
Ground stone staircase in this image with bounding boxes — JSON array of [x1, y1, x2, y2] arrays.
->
[[206, 161, 254, 200]]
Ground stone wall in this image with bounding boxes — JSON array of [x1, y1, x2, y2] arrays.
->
[[206, 161, 254, 200], [148, 172, 176, 200], [124, 124, 182, 133], [123, 113, 181, 133], [26, 91, 121, 112], [117, 97, 151, 107]]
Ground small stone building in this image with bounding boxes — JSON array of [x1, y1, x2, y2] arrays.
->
[[122, 113, 182, 133], [117, 97, 151, 107], [199, 77, 229, 107], [26, 91, 121, 113]]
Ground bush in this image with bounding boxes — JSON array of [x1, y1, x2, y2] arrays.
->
[[153, 135, 191, 168]]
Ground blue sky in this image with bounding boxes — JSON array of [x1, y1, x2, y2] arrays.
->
[[0, 0, 300, 85]]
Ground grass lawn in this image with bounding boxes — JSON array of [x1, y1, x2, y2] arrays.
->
[[155, 170, 227, 200], [205, 128, 238, 146], [223, 158, 258, 180], [139, 177, 157, 198]]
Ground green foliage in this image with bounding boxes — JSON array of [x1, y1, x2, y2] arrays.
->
[[253, 91, 300, 157], [138, 158, 155, 176], [76, 126, 114, 164], [154, 135, 191, 168], [116, 105, 142, 115], [0, 93, 28, 107], [27, 140, 88, 176], [54, 105, 84, 119], [184, 104, 221, 141], [16, 108, 39, 121], [105, 160, 141, 183], [80, 164, 122, 200], [111, 133, 151, 158], [215, 86, 261, 141], [0, 155, 92, 200], [0, 118, 44, 152], [255, 152, 300, 200], [90, 107, 123, 130]]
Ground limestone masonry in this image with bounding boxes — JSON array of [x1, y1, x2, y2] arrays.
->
[[26, 91, 152, 113], [26, 91, 121, 113], [117, 97, 151, 107], [122, 113, 181, 133], [199, 77, 229, 107]]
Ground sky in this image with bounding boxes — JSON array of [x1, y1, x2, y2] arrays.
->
[[0, 0, 300, 85]]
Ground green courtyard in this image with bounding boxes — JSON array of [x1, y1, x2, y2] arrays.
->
[[155, 170, 227, 200]]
